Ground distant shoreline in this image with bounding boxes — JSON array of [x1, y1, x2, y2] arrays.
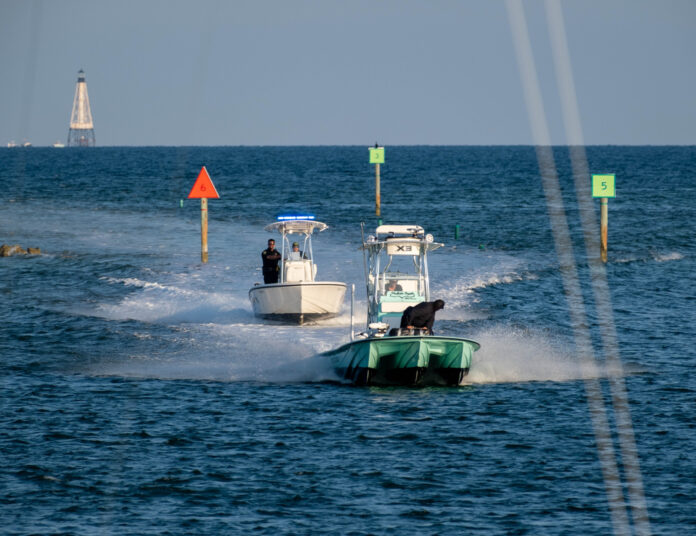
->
[[3, 143, 695, 148]]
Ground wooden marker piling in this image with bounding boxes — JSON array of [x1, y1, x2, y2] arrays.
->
[[591, 174, 615, 264], [600, 198, 608, 263], [369, 145, 385, 218], [375, 162, 381, 217], [201, 198, 209, 263], [187, 166, 220, 264]]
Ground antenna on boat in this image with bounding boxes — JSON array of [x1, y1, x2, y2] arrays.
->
[[360, 222, 371, 329], [350, 284, 355, 341]]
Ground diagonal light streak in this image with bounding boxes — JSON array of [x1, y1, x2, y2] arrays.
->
[[545, 1, 651, 533], [506, 1, 635, 534]]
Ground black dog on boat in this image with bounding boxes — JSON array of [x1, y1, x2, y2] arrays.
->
[[397, 299, 445, 335]]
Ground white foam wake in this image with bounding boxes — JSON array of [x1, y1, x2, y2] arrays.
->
[[652, 251, 684, 262], [464, 326, 622, 384], [91, 322, 347, 383]]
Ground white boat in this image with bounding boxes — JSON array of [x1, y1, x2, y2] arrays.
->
[[249, 216, 347, 324], [52, 141, 65, 148]]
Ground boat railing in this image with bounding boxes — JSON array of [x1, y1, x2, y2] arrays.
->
[[389, 327, 431, 337]]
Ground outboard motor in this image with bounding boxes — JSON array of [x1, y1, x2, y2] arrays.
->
[[368, 322, 390, 338], [397, 327, 431, 336]]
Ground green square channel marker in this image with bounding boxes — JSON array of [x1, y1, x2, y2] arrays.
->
[[592, 174, 616, 198], [369, 147, 385, 164]]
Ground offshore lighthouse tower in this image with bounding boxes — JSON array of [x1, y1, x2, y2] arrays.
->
[[67, 69, 96, 146]]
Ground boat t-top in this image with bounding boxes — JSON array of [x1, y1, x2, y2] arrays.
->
[[249, 215, 347, 324], [323, 224, 480, 386]]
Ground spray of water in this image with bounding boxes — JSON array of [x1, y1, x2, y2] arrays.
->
[[464, 326, 608, 384]]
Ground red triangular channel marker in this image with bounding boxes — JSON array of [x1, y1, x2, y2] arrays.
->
[[187, 166, 220, 199]]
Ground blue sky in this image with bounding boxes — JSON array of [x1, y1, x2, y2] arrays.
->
[[1, 0, 694, 146]]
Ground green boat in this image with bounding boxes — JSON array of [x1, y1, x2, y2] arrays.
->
[[325, 224, 480, 386]]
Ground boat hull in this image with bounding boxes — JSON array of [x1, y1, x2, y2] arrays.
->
[[249, 282, 347, 324], [324, 335, 480, 386]]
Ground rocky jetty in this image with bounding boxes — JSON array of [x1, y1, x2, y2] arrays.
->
[[0, 244, 41, 257]]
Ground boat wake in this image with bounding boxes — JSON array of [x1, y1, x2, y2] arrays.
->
[[85, 274, 353, 382], [652, 251, 684, 262], [88, 320, 629, 386], [89, 321, 343, 383], [80, 240, 633, 386], [91, 276, 257, 325], [463, 326, 630, 385], [613, 250, 685, 264]]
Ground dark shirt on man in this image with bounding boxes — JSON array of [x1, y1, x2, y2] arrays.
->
[[262, 247, 281, 284], [400, 300, 445, 334]]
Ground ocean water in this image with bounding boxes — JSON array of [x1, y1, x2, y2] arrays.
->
[[1, 146, 694, 534]]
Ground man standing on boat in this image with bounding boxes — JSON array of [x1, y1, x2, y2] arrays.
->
[[288, 241, 307, 260], [261, 239, 281, 284], [400, 299, 445, 334]]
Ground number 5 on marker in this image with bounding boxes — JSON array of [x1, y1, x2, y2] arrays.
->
[[592, 174, 615, 198]]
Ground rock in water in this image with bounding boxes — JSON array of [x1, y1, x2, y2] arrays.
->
[[27, 247, 41, 255], [1, 244, 27, 256]]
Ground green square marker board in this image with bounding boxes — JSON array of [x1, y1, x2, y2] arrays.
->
[[369, 147, 385, 164], [592, 174, 616, 198]]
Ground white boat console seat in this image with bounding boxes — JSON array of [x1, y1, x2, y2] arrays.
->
[[284, 260, 314, 282], [379, 291, 424, 312]]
